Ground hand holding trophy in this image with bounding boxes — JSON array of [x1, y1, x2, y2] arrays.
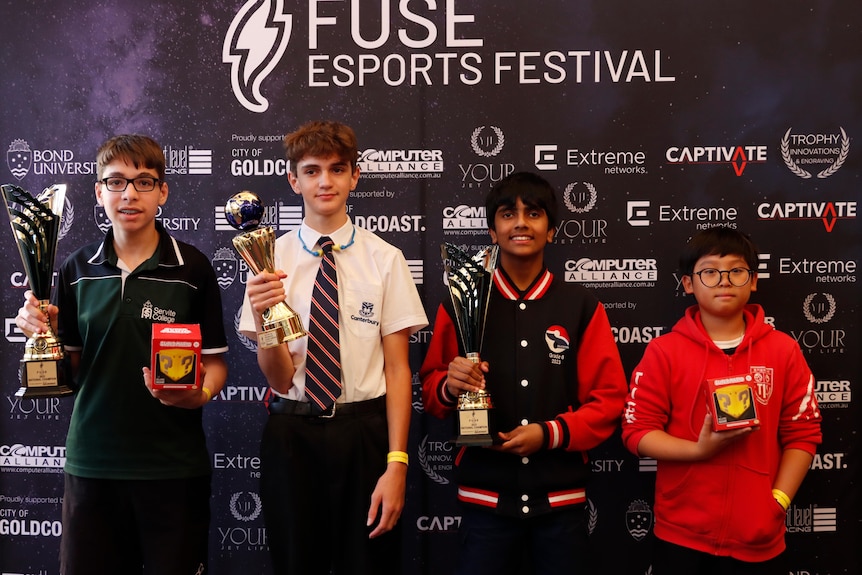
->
[[441, 243, 499, 446], [225, 191, 307, 348], [2, 183, 73, 397]]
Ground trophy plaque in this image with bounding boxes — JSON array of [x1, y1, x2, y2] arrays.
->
[[225, 191, 306, 348], [441, 243, 499, 446], [2, 183, 73, 397]]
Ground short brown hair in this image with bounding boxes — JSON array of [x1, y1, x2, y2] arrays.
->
[[96, 134, 165, 180], [283, 121, 358, 174]]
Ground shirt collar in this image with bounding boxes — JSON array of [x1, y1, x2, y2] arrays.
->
[[493, 267, 554, 300], [299, 218, 355, 251]]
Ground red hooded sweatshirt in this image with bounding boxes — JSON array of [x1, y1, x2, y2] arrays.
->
[[621, 304, 821, 562]]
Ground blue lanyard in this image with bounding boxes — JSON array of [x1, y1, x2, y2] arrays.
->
[[298, 226, 356, 256]]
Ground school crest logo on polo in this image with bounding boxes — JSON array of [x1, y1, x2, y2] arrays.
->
[[360, 301, 374, 318], [750, 366, 774, 405]]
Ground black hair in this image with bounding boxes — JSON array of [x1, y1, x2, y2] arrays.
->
[[679, 226, 759, 275], [485, 171, 558, 231]]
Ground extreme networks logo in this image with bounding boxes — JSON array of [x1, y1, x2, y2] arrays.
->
[[781, 127, 849, 179], [535, 144, 646, 174], [626, 200, 737, 229], [223, 2, 675, 113], [665, 144, 767, 176], [564, 258, 657, 288], [0, 444, 65, 469]]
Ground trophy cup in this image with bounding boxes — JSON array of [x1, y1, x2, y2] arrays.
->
[[441, 243, 499, 446], [225, 191, 306, 348], [2, 183, 73, 397]]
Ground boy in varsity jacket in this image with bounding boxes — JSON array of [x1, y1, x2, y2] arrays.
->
[[621, 227, 821, 574], [420, 172, 627, 575]]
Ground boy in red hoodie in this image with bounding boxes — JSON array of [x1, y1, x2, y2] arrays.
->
[[621, 227, 821, 574]]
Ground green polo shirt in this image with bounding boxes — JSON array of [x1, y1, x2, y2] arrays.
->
[[57, 223, 228, 479]]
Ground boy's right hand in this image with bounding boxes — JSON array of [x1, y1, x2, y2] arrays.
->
[[696, 413, 758, 460], [246, 271, 288, 316], [15, 290, 58, 338], [445, 356, 488, 397]]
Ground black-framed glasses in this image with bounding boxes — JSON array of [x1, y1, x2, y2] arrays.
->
[[99, 177, 161, 193], [692, 267, 754, 287]]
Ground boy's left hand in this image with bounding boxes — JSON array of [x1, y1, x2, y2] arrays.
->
[[366, 463, 407, 539], [492, 423, 544, 456], [142, 365, 210, 409]]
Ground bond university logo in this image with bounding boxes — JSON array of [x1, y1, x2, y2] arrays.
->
[[625, 500, 653, 541], [7, 139, 31, 180], [223, 0, 292, 113], [213, 247, 239, 290]]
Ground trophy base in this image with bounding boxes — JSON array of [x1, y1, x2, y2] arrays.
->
[[455, 433, 496, 447], [259, 304, 307, 348], [455, 406, 498, 447], [18, 359, 74, 398]]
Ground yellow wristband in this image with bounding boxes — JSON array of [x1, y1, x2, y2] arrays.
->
[[201, 387, 212, 403], [772, 488, 791, 511], [387, 451, 409, 466]]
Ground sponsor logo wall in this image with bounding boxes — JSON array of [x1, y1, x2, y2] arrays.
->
[[1, 2, 859, 574]]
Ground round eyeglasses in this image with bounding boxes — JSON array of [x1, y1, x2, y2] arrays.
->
[[99, 177, 161, 193], [692, 267, 754, 287]]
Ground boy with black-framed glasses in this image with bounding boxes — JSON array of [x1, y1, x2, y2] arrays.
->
[[15, 134, 228, 575], [621, 226, 822, 575]]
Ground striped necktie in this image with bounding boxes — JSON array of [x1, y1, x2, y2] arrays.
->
[[305, 236, 342, 414]]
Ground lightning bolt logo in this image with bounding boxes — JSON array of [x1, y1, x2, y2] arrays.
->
[[223, 0, 292, 113]]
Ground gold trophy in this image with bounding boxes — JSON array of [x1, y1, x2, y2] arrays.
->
[[441, 243, 499, 446], [225, 191, 306, 348], [2, 183, 73, 397]]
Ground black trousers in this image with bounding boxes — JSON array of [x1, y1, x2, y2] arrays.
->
[[260, 397, 400, 575], [61, 473, 211, 575]]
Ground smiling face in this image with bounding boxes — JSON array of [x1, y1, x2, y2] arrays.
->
[[682, 253, 758, 322], [488, 197, 554, 263], [95, 158, 167, 237], [287, 154, 358, 230]]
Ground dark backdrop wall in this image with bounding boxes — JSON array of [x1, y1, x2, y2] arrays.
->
[[1, 2, 859, 574]]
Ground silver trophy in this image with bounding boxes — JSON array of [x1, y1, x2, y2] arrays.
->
[[225, 191, 307, 348], [441, 243, 499, 446], [2, 183, 73, 397]]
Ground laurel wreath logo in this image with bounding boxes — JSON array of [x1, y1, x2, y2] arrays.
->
[[229, 491, 262, 522], [802, 293, 836, 324], [781, 127, 850, 179], [418, 435, 449, 485], [563, 182, 597, 213], [470, 126, 505, 158], [234, 307, 258, 352], [586, 498, 598, 534], [59, 200, 74, 240]]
